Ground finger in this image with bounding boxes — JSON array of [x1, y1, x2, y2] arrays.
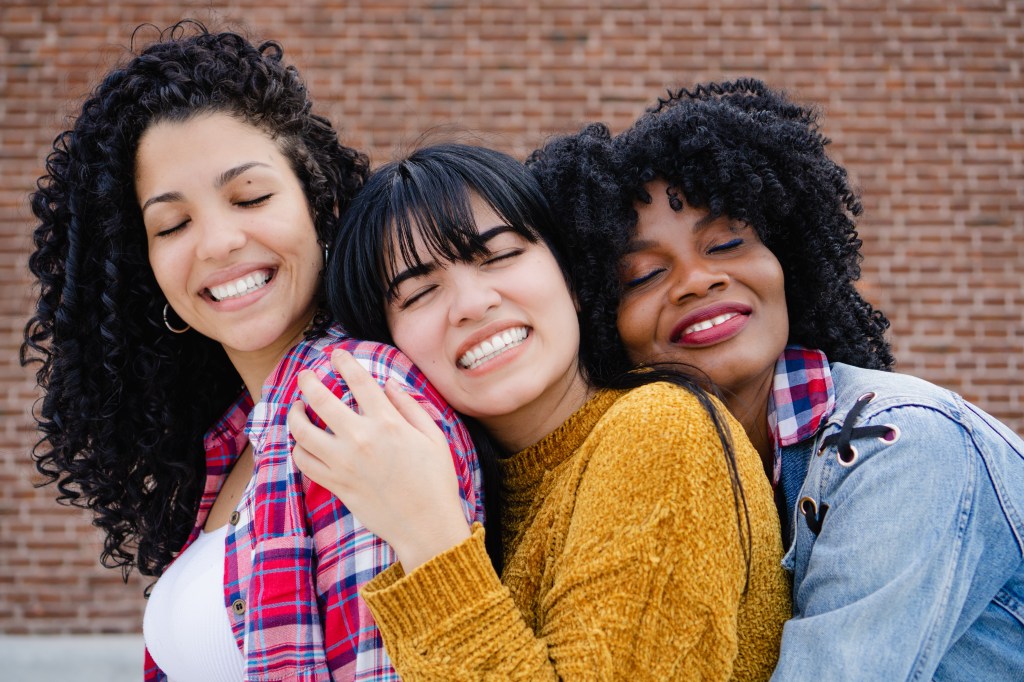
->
[[296, 368, 357, 435], [287, 400, 345, 466], [329, 349, 394, 416], [291, 441, 330, 485], [291, 440, 349, 502], [383, 379, 448, 447]]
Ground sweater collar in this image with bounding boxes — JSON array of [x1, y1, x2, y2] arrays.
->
[[499, 389, 623, 494]]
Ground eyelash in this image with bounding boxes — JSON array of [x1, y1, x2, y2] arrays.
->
[[398, 285, 436, 310], [155, 221, 188, 238], [624, 268, 664, 289], [153, 195, 272, 238], [482, 248, 522, 266], [708, 237, 744, 253], [396, 248, 524, 308], [238, 194, 272, 208]]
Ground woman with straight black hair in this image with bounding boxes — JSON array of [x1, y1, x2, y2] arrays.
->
[[289, 143, 791, 680]]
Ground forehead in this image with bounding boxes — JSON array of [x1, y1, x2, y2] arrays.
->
[[137, 113, 282, 174], [633, 191, 713, 238]]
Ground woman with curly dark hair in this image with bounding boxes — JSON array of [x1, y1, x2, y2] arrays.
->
[[287, 143, 790, 679], [21, 22, 482, 681], [528, 79, 1024, 680]]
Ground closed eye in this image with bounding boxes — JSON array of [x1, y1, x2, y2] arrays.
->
[[482, 248, 523, 266], [237, 194, 272, 208], [708, 238, 743, 254], [155, 219, 189, 238], [398, 284, 437, 310], [624, 268, 665, 289]]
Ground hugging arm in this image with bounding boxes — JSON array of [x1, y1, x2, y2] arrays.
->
[[290, 349, 474, 571], [344, 388, 760, 680]]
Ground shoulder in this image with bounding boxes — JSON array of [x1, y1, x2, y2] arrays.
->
[[307, 330, 431, 394], [823, 363, 1024, 474], [597, 381, 731, 444], [829, 363, 962, 418], [809, 364, 985, 485], [586, 383, 745, 484], [312, 332, 461, 429]]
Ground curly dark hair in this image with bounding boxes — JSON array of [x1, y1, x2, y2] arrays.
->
[[528, 78, 894, 377], [20, 21, 369, 578]]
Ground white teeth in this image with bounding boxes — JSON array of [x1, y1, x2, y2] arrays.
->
[[684, 312, 739, 336], [208, 271, 272, 302], [458, 327, 529, 369]]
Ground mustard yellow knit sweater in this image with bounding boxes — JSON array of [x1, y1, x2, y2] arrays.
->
[[362, 384, 790, 680]]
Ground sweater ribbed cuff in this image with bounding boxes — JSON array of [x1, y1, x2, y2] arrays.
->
[[361, 523, 503, 639]]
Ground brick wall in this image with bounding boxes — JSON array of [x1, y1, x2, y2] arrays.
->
[[1, 0, 1021, 634]]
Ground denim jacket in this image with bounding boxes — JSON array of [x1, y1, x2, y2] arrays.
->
[[772, 363, 1024, 681]]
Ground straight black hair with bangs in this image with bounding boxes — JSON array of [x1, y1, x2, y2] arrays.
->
[[327, 143, 572, 574], [327, 143, 563, 345]]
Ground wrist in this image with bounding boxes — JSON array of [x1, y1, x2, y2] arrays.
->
[[394, 517, 472, 573]]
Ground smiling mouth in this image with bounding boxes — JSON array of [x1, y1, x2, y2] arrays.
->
[[458, 327, 529, 370], [207, 270, 273, 302], [670, 311, 745, 343]]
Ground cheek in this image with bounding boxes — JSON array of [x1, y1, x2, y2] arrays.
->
[[616, 297, 657, 357], [389, 314, 440, 371], [146, 247, 180, 298], [759, 258, 790, 341]]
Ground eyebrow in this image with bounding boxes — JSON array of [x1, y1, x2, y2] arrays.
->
[[385, 224, 518, 298], [140, 161, 272, 213]]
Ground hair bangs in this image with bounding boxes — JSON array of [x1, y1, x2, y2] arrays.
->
[[380, 158, 545, 298]]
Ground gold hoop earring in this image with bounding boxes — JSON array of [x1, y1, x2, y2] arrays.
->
[[162, 303, 190, 334]]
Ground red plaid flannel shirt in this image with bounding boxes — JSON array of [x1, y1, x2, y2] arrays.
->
[[144, 326, 484, 680]]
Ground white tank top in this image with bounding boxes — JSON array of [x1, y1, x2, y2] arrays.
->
[[143, 524, 245, 681]]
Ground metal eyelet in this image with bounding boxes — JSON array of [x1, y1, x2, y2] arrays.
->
[[799, 495, 828, 534], [857, 391, 876, 403], [879, 424, 901, 445], [837, 444, 859, 466]]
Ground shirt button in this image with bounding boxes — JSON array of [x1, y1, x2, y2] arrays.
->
[[229, 511, 240, 525], [231, 598, 246, 616]]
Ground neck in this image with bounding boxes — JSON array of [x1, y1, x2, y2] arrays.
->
[[224, 318, 315, 402], [481, 369, 595, 453], [723, 375, 775, 480]]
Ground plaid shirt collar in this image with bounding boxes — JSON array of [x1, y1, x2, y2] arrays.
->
[[767, 346, 836, 486]]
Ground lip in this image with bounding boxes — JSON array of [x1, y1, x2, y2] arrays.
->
[[454, 321, 532, 371], [669, 302, 752, 347]]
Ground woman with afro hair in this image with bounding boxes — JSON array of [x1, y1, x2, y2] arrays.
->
[[527, 79, 1024, 680], [21, 22, 482, 680]]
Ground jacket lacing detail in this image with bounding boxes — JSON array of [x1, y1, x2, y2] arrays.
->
[[800, 392, 900, 535]]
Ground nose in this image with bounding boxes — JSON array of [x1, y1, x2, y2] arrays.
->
[[668, 257, 728, 304], [447, 272, 501, 325], [194, 211, 247, 262]]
